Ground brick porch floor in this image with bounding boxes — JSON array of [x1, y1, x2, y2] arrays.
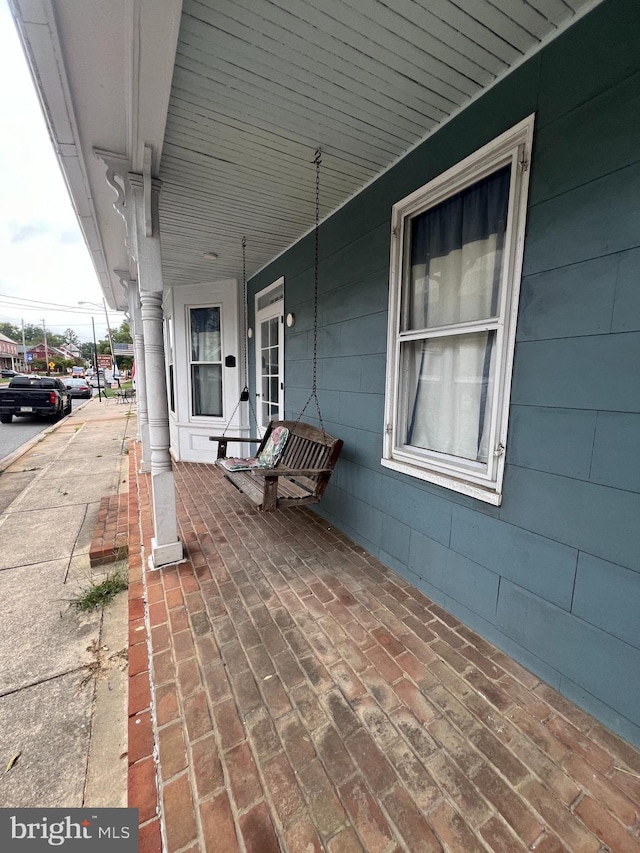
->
[[126, 441, 640, 853]]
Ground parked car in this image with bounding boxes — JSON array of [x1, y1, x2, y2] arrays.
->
[[0, 376, 71, 423], [1, 369, 23, 379], [64, 378, 93, 398], [88, 371, 106, 388]]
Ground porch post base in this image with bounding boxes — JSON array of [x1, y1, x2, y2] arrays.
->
[[149, 537, 184, 569]]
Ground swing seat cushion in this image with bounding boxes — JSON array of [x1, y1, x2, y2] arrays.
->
[[218, 425, 289, 472]]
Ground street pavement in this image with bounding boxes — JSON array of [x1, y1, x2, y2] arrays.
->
[[0, 395, 134, 808]]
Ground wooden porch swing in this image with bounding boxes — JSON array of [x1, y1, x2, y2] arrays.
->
[[209, 150, 343, 511]]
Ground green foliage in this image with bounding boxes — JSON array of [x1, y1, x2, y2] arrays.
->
[[67, 567, 128, 612], [22, 323, 46, 343], [111, 320, 132, 343], [0, 322, 21, 341]]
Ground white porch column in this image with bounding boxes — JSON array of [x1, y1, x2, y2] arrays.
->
[[127, 280, 151, 471], [129, 169, 183, 568]]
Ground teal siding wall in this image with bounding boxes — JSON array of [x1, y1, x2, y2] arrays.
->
[[248, 0, 640, 746]]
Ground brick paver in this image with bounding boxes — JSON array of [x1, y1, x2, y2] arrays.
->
[[126, 443, 640, 852]]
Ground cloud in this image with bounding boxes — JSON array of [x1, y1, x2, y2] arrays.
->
[[8, 221, 53, 243], [7, 221, 82, 245]]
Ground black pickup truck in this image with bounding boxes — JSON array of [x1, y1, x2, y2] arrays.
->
[[0, 376, 72, 423]]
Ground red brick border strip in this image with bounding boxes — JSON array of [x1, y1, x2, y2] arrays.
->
[[127, 440, 163, 852], [90, 493, 130, 567]]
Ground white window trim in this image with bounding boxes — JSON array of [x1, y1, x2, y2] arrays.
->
[[382, 115, 535, 505], [187, 302, 224, 421]]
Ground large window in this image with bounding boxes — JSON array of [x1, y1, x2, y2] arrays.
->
[[190, 306, 222, 417], [383, 117, 534, 504]]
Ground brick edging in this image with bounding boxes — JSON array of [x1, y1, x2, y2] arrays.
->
[[127, 440, 163, 853]]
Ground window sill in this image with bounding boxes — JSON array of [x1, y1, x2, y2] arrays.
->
[[381, 457, 503, 506]]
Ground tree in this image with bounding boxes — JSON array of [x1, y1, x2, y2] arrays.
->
[[23, 323, 44, 343], [64, 328, 81, 347], [111, 320, 132, 343], [80, 342, 94, 360], [0, 322, 21, 342]]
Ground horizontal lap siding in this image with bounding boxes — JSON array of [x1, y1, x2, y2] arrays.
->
[[249, 0, 640, 746]]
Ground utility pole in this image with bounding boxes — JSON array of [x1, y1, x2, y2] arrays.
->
[[91, 316, 102, 402], [42, 319, 49, 375], [21, 319, 27, 372], [103, 298, 119, 387]]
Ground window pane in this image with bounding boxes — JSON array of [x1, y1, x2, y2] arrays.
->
[[191, 307, 221, 362], [191, 364, 222, 416], [257, 282, 284, 311], [402, 331, 496, 463], [261, 319, 271, 348], [405, 167, 510, 331], [269, 317, 279, 348]]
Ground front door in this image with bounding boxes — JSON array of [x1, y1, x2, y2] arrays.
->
[[255, 281, 284, 429]]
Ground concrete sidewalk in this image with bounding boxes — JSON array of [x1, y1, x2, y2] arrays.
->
[[0, 396, 134, 808]]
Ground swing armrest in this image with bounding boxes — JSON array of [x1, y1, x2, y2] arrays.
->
[[208, 434, 262, 461], [250, 466, 334, 478], [208, 435, 262, 443]]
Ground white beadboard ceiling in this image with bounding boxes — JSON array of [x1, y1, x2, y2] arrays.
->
[[10, 0, 602, 304], [157, 0, 598, 288]]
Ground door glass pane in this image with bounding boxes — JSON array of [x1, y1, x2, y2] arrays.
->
[[191, 364, 222, 416], [257, 282, 284, 311], [257, 299, 282, 427], [269, 317, 279, 347], [402, 330, 496, 463]]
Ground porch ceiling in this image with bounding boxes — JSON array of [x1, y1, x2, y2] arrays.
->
[[158, 0, 598, 287], [10, 0, 602, 304]]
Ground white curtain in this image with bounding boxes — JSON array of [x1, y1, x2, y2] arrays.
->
[[405, 167, 509, 463]]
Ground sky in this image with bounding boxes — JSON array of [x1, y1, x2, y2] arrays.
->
[[0, 0, 124, 344]]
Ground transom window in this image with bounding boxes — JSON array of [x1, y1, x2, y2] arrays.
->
[[383, 117, 534, 504], [190, 306, 222, 417]]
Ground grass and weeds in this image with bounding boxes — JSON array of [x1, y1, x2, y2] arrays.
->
[[67, 566, 128, 613]]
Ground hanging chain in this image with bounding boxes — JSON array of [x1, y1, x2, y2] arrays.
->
[[242, 236, 248, 387], [222, 235, 258, 435], [296, 147, 326, 437], [312, 148, 320, 398]]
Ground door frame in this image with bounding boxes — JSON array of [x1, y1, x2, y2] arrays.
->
[[254, 277, 284, 429]]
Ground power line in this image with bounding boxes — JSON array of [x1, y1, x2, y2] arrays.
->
[[0, 292, 123, 317], [0, 302, 122, 319]]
